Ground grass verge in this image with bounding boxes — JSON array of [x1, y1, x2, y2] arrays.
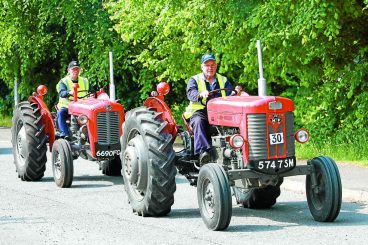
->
[[296, 140, 368, 167], [0, 114, 12, 128]]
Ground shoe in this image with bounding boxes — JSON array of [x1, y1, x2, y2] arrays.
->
[[199, 151, 211, 165]]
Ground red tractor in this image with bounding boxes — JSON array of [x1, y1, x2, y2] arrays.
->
[[120, 41, 342, 230], [11, 83, 124, 188]]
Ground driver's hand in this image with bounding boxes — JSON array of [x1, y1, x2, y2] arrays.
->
[[199, 90, 209, 99], [68, 90, 74, 96]]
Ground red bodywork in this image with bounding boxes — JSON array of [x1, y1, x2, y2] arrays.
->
[[147, 82, 296, 169], [28, 86, 56, 151], [68, 96, 124, 157], [144, 82, 178, 140], [207, 96, 294, 167], [27, 85, 124, 155]]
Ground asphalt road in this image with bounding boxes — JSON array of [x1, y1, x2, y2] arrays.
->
[[1, 127, 367, 244]]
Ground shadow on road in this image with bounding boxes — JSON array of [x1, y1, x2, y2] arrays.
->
[[231, 201, 368, 229], [169, 208, 201, 219], [168, 200, 367, 232], [40, 175, 124, 188]]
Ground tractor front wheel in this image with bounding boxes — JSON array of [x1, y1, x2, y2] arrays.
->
[[306, 156, 341, 222], [197, 163, 232, 231], [11, 101, 47, 181], [121, 107, 176, 216], [52, 139, 74, 188]]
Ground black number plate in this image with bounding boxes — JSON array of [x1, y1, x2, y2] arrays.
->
[[250, 157, 296, 174]]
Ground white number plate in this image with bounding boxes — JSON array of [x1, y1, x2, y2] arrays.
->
[[269, 133, 284, 145], [251, 157, 296, 174], [96, 150, 121, 157]]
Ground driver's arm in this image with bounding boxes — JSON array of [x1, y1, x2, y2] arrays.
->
[[186, 77, 201, 102], [58, 81, 70, 98]]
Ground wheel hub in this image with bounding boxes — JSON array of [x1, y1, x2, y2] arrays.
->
[[16, 125, 27, 167], [124, 145, 139, 184], [123, 135, 148, 192], [53, 151, 62, 180], [202, 180, 215, 219]]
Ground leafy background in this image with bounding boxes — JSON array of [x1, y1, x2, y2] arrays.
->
[[0, 0, 367, 160]]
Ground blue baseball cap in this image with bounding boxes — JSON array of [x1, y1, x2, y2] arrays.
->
[[68, 61, 80, 69], [201, 53, 216, 64]]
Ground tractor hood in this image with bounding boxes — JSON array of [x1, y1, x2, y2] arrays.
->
[[207, 96, 294, 127], [68, 98, 124, 117]]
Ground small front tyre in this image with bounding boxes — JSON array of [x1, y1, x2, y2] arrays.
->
[[306, 156, 342, 222], [52, 139, 74, 188], [197, 163, 232, 231]]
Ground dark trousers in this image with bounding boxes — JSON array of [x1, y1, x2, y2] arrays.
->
[[57, 108, 69, 137], [189, 109, 211, 155]]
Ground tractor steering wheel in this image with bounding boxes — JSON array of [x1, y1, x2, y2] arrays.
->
[[76, 90, 96, 99], [200, 88, 238, 106]]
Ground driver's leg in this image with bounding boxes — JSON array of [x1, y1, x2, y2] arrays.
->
[[57, 108, 70, 137], [190, 109, 211, 163]]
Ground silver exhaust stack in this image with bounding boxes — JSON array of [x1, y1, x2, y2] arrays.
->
[[109, 51, 116, 102], [256, 40, 267, 96]]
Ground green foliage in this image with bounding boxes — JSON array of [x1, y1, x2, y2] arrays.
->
[[0, 0, 367, 162], [0, 0, 142, 111], [107, 0, 368, 146], [0, 114, 12, 128]]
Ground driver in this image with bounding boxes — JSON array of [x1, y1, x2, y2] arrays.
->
[[184, 53, 233, 164], [56, 60, 93, 138]]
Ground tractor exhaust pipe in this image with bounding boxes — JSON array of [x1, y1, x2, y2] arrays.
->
[[109, 51, 116, 102], [256, 40, 267, 96]]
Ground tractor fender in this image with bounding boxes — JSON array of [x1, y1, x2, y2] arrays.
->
[[144, 97, 178, 140], [28, 94, 55, 151]]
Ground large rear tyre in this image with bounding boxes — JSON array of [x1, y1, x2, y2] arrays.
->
[[306, 156, 341, 222], [197, 163, 232, 231], [52, 139, 74, 188], [101, 156, 122, 176], [121, 107, 176, 216], [11, 101, 47, 181], [233, 178, 283, 209]]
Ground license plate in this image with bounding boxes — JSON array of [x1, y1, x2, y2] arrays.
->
[[250, 157, 296, 174]]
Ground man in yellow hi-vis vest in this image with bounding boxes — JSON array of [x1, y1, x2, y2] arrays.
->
[[56, 61, 93, 138], [184, 53, 233, 164]]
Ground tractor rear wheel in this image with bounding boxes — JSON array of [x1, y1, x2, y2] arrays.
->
[[101, 157, 122, 176], [306, 156, 341, 222], [11, 101, 47, 181], [52, 139, 74, 188], [197, 163, 232, 231], [233, 178, 283, 209], [121, 107, 176, 216]]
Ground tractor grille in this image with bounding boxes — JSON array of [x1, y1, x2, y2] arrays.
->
[[285, 112, 295, 157], [247, 112, 295, 160], [247, 114, 267, 159], [97, 112, 120, 145]]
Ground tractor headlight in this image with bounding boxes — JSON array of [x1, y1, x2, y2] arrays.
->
[[269, 101, 282, 110], [77, 115, 88, 125], [229, 134, 244, 149], [295, 129, 309, 143]]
